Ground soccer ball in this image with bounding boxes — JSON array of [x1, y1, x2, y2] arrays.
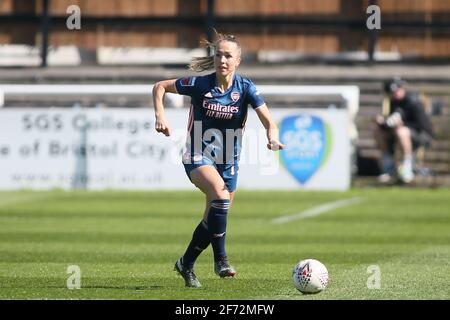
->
[[292, 259, 329, 294]]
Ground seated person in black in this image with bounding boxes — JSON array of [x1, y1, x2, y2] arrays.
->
[[374, 78, 433, 183]]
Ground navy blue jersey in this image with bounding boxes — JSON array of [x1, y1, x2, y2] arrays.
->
[[175, 72, 265, 165]]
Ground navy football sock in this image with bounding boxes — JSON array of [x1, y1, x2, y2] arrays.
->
[[208, 199, 230, 262], [181, 220, 210, 269]]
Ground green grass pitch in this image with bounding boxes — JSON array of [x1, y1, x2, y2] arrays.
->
[[0, 188, 449, 300]]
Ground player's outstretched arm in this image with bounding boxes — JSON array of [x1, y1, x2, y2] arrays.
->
[[255, 104, 285, 151], [152, 79, 178, 137]]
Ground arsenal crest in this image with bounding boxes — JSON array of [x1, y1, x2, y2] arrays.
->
[[231, 91, 240, 102]]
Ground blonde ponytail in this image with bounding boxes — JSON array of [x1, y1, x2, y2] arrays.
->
[[188, 39, 215, 72]]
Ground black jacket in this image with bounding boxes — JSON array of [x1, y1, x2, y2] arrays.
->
[[390, 93, 433, 137]]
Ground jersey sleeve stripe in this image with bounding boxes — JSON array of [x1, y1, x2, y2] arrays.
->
[[187, 104, 194, 133], [253, 103, 265, 110]]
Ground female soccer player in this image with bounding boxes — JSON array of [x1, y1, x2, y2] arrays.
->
[[152, 32, 284, 287]]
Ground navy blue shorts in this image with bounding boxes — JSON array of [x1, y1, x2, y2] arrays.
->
[[183, 155, 239, 193]]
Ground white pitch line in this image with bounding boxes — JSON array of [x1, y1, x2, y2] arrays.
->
[[0, 192, 51, 208], [272, 197, 366, 224]]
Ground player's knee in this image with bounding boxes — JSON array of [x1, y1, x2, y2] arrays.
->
[[210, 188, 230, 201]]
